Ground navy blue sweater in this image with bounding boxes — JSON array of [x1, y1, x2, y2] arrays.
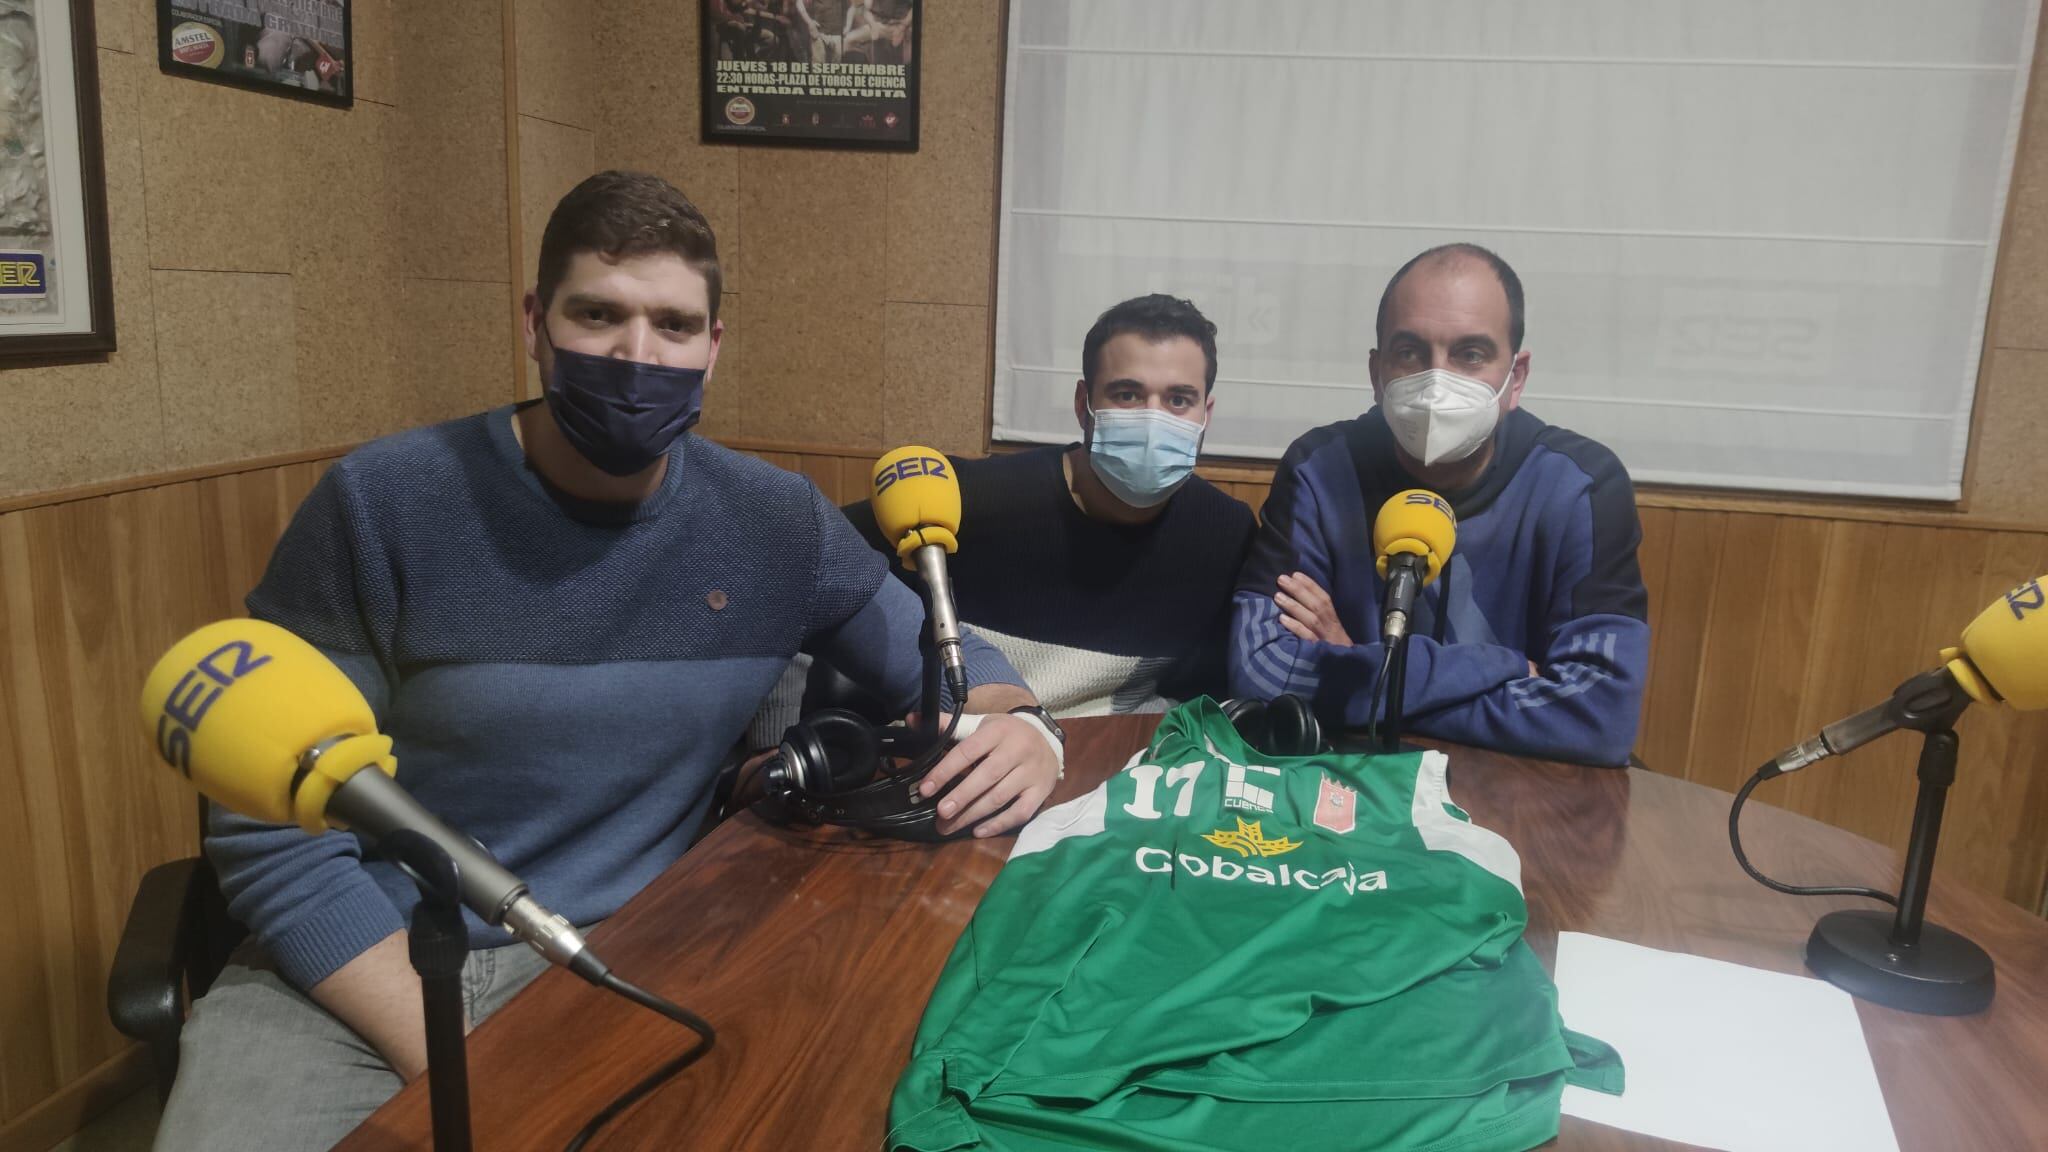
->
[[1231, 407, 1650, 766], [219, 407, 1020, 989]]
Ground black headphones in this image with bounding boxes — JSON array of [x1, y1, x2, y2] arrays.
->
[[1219, 694, 1325, 758], [756, 709, 957, 840], [754, 694, 1326, 841]]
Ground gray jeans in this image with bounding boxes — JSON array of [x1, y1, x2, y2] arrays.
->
[[153, 938, 552, 1152]]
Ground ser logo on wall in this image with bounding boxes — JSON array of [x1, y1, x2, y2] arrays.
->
[[0, 253, 48, 297]]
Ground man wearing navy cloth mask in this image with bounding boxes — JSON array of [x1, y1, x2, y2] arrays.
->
[[1230, 244, 1650, 765], [155, 170, 1061, 1152]]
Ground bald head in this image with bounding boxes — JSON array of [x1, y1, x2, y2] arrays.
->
[[1375, 243, 1524, 353]]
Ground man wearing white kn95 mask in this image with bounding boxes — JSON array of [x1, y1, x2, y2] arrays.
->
[[1231, 244, 1651, 767]]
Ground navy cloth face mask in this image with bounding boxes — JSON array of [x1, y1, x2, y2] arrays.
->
[[543, 344, 707, 476]]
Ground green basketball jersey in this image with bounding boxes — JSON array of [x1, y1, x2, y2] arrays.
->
[[887, 698, 1622, 1152]]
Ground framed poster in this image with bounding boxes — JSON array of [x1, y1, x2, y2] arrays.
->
[[702, 0, 920, 151], [0, 0, 114, 362], [158, 0, 351, 107]]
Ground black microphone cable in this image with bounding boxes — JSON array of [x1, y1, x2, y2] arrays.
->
[[1727, 760, 1898, 906], [562, 971, 717, 1152]]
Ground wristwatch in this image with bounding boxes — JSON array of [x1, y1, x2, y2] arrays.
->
[[1007, 704, 1066, 746]]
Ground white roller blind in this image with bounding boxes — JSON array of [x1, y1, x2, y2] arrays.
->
[[992, 1, 2036, 499]]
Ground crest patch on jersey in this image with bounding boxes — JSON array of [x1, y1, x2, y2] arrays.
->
[[1314, 774, 1358, 835]]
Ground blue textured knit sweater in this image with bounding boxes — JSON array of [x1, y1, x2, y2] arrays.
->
[[219, 405, 1021, 989], [1231, 407, 1650, 766]]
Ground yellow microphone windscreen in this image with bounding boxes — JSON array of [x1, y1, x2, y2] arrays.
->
[[1373, 489, 1457, 584], [140, 618, 394, 833], [1944, 576, 2047, 711], [872, 446, 961, 562]]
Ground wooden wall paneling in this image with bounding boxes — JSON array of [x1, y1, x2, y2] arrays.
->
[[41, 496, 163, 1082], [1776, 520, 1887, 822], [1682, 514, 1780, 794], [1732, 516, 1832, 783], [1824, 525, 1954, 846], [0, 462, 329, 1135], [1894, 528, 1997, 893], [117, 483, 212, 868], [836, 455, 876, 509], [278, 460, 331, 524], [1635, 510, 1726, 776], [0, 510, 63, 1121], [1952, 533, 2048, 907], [797, 453, 840, 503], [0, 1047, 150, 1152], [1631, 505, 1676, 729], [20, 500, 110, 1089], [756, 451, 802, 477]]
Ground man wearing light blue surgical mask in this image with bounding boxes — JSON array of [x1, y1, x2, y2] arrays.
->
[[817, 294, 1256, 723], [1230, 244, 1651, 768]]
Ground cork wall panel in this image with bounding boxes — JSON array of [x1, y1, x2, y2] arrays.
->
[[1967, 349, 2048, 524], [517, 114, 596, 397], [743, 283, 886, 446], [397, 0, 509, 283], [700, 291, 743, 439], [884, 0, 1001, 306], [1990, 21, 2048, 352], [516, 0, 598, 129], [593, 0, 741, 289], [351, 0, 400, 107], [151, 270, 301, 468], [517, 116, 596, 292], [883, 301, 989, 454], [0, 50, 161, 498], [293, 268, 406, 447], [280, 99, 407, 445], [138, 70, 290, 274], [283, 99, 400, 277], [400, 278, 517, 425], [92, 0, 132, 54], [742, 148, 888, 299]]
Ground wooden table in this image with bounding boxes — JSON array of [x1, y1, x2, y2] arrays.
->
[[337, 716, 2048, 1151]]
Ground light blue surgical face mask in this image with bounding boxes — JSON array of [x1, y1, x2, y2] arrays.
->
[[1087, 407, 1206, 509]]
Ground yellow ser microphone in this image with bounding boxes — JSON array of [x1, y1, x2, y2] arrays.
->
[[1941, 576, 2048, 710], [1371, 489, 1457, 644], [872, 446, 968, 699], [139, 619, 607, 982], [1772, 575, 2048, 774]]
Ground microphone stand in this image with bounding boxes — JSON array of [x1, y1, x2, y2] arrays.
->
[[1380, 634, 1411, 753], [913, 580, 944, 754], [1800, 670, 1995, 1015], [381, 829, 474, 1152]]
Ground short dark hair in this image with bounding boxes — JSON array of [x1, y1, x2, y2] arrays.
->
[[1081, 294, 1220, 394], [536, 170, 722, 320], [1375, 243, 1524, 352]]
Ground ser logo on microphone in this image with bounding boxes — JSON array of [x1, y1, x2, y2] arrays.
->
[[154, 640, 272, 776], [2007, 579, 2044, 622], [873, 455, 949, 495], [1403, 491, 1453, 519]]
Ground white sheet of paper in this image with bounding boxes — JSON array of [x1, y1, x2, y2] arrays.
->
[[1555, 932, 1899, 1152]]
